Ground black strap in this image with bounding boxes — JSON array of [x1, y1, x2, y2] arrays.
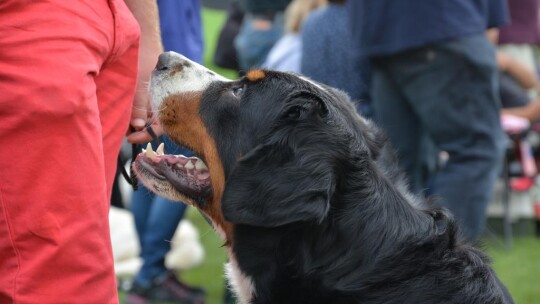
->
[[118, 153, 137, 190], [146, 124, 160, 147]]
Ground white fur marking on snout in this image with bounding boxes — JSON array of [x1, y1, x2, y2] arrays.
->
[[149, 52, 231, 112]]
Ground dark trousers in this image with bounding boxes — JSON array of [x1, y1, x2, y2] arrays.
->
[[371, 33, 505, 240], [131, 136, 191, 286]]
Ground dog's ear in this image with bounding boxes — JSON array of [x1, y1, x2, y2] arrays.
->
[[222, 143, 335, 227], [282, 91, 328, 121]]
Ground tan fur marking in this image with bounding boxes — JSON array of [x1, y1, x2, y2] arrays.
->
[[169, 64, 184, 77], [160, 94, 233, 241], [246, 69, 266, 82]]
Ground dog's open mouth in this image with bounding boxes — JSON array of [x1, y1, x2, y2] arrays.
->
[[134, 143, 212, 203]]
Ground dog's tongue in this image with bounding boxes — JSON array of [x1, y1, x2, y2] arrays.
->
[[138, 143, 212, 200]]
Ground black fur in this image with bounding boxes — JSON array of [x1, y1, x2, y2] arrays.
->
[[199, 72, 514, 304]]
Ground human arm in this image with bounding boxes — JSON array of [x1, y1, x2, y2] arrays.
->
[[485, 29, 537, 91], [124, 0, 165, 143], [497, 52, 537, 90]]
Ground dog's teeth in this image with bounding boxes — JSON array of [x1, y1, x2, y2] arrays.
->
[[156, 143, 165, 155], [195, 159, 208, 171], [185, 161, 194, 170], [145, 143, 157, 158]]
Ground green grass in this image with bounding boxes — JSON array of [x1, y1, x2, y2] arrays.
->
[[487, 238, 540, 304], [201, 8, 238, 80]]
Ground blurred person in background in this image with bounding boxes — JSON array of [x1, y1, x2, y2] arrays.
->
[[125, 1, 205, 303], [301, 0, 371, 116], [348, 0, 509, 241], [234, 0, 290, 70], [490, 29, 540, 122], [263, 0, 326, 73], [498, 0, 540, 86], [498, 51, 540, 122], [213, 0, 245, 71]]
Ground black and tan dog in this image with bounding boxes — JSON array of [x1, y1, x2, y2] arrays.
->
[[133, 52, 514, 304]]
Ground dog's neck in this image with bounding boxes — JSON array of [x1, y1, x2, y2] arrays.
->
[[338, 157, 441, 258], [229, 157, 448, 303], [306, 157, 438, 270]]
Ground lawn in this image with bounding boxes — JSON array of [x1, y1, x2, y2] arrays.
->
[[120, 7, 540, 304], [487, 238, 540, 304]]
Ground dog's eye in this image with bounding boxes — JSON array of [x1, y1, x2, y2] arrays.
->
[[231, 85, 245, 97]]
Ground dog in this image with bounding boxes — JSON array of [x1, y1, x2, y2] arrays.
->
[[133, 51, 514, 304]]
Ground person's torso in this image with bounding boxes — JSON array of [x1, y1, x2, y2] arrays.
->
[[349, 0, 507, 57]]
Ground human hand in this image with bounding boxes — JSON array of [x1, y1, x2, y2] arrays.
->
[[127, 113, 164, 143], [126, 74, 162, 144], [124, 0, 163, 143], [126, 61, 164, 144], [130, 80, 150, 132]]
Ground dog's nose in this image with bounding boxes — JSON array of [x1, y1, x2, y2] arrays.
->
[[155, 52, 174, 71]]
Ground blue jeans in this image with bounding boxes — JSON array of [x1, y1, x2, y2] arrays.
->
[[131, 136, 192, 286], [371, 34, 505, 240], [234, 13, 284, 70]]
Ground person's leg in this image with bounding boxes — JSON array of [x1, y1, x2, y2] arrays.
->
[[96, 0, 141, 198], [133, 195, 187, 286], [389, 34, 505, 240], [371, 65, 427, 194], [0, 1, 138, 302], [131, 181, 156, 248], [133, 136, 191, 286], [131, 135, 193, 255]]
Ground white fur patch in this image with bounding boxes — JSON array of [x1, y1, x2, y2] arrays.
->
[[149, 51, 230, 112], [225, 252, 255, 304]]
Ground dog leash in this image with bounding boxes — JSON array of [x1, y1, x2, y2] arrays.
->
[[118, 125, 161, 191]]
